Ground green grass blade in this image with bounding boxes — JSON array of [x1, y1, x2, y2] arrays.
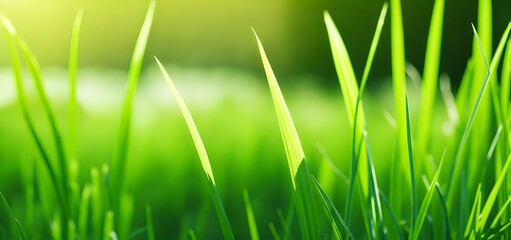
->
[[155, 58, 216, 183], [155, 57, 234, 239], [311, 175, 355, 240], [145, 205, 155, 240], [1, 192, 28, 240], [253, 30, 319, 239], [501, 33, 511, 128], [78, 184, 91, 240], [67, 9, 83, 166], [103, 211, 114, 240], [111, 0, 155, 205], [434, 182, 452, 240], [243, 190, 260, 240], [477, 153, 511, 232], [405, 95, 418, 230], [364, 132, 385, 240], [410, 150, 445, 240], [360, 3, 388, 92], [379, 190, 405, 240], [417, 0, 445, 152], [390, 0, 409, 220], [268, 223, 281, 240]]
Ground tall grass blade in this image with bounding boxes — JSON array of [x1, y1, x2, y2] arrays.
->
[[410, 150, 445, 240], [390, 0, 409, 219], [111, 0, 155, 206], [253, 30, 319, 239], [67, 9, 83, 166], [155, 58, 234, 239], [417, 0, 445, 152], [243, 190, 260, 240], [405, 95, 418, 229]]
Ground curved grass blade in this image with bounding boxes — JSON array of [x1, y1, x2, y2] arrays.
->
[[464, 184, 482, 238], [253, 30, 319, 239], [434, 182, 452, 240], [417, 0, 445, 152], [410, 150, 445, 240], [311, 175, 355, 240], [243, 190, 260, 240], [0, 192, 28, 240], [155, 58, 234, 239], [67, 9, 83, 166], [111, 0, 155, 206]]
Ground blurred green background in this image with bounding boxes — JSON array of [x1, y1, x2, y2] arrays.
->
[[0, 0, 509, 85]]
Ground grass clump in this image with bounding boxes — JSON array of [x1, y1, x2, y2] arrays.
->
[[1, 0, 511, 239]]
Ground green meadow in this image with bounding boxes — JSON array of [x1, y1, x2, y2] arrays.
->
[[1, 0, 511, 239]]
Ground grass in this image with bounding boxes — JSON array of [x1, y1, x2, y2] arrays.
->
[[0, 0, 511, 239]]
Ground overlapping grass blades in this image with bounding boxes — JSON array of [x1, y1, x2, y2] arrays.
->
[[253, 30, 320, 239], [110, 0, 156, 209], [445, 22, 511, 197], [1, 13, 71, 238], [410, 150, 445, 240], [243, 190, 260, 240], [155, 57, 234, 239], [324, 4, 388, 234]]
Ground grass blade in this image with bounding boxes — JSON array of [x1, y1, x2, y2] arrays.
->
[[145, 205, 155, 240], [67, 9, 83, 166], [434, 183, 452, 240], [253, 30, 319, 239], [417, 0, 445, 152], [155, 58, 234, 239], [405, 95, 418, 230], [311, 175, 355, 240], [390, 0, 409, 220], [111, 0, 155, 206], [410, 150, 445, 240], [1, 192, 28, 240], [243, 190, 260, 240], [67, 9, 83, 161]]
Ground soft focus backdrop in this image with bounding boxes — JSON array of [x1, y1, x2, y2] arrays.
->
[[0, 0, 510, 85]]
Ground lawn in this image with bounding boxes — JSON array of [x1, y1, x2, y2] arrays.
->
[[1, 0, 511, 239]]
